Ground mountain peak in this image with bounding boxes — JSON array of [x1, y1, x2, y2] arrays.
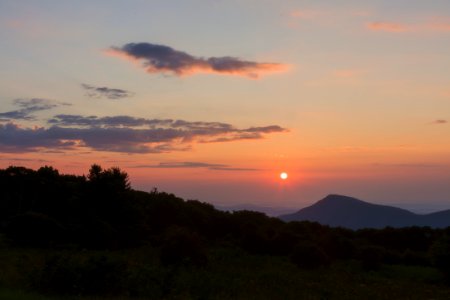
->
[[319, 194, 366, 205], [322, 194, 359, 201], [279, 194, 450, 229]]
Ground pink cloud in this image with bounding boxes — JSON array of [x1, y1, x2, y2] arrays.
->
[[427, 21, 450, 32], [366, 22, 409, 32], [333, 69, 361, 78], [367, 18, 450, 33]]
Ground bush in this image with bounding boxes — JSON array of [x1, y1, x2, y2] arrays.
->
[[402, 249, 429, 266], [430, 235, 450, 278], [31, 253, 127, 296], [290, 242, 330, 269], [4, 212, 65, 247], [359, 245, 385, 271], [160, 226, 208, 267]]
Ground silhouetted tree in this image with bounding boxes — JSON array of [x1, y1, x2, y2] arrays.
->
[[360, 245, 385, 271], [430, 234, 450, 278], [4, 212, 66, 247], [160, 226, 208, 266], [290, 241, 330, 269]]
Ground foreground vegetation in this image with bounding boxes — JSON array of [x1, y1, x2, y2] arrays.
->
[[1, 165, 450, 299]]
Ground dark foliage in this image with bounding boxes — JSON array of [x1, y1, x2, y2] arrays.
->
[[430, 235, 450, 278], [3, 212, 66, 247], [359, 245, 385, 271], [160, 226, 208, 266], [1, 164, 450, 297], [31, 253, 126, 296], [290, 242, 330, 269]]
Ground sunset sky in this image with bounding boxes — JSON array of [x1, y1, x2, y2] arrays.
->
[[1, 0, 450, 212]]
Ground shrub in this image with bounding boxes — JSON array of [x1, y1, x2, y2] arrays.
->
[[402, 249, 429, 266], [160, 226, 208, 267], [430, 235, 450, 278], [290, 242, 330, 269], [31, 253, 126, 296], [359, 245, 385, 271], [4, 212, 65, 247]]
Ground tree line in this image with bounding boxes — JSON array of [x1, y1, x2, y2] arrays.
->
[[1, 164, 450, 291]]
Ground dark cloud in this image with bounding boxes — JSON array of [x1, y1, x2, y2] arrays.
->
[[0, 123, 78, 153], [0, 98, 70, 121], [430, 119, 447, 125], [132, 162, 259, 171], [81, 84, 134, 100], [49, 114, 172, 128], [0, 115, 287, 154], [47, 115, 285, 140], [108, 42, 287, 78]]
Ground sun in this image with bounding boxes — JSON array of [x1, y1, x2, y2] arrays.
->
[[280, 172, 288, 180]]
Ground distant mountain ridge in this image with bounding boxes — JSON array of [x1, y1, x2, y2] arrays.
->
[[279, 194, 450, 229], [215, 203, 296, 217]]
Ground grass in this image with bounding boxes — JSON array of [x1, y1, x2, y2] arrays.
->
[[0, 288, 53, 300], [1, 247, 450, 299]]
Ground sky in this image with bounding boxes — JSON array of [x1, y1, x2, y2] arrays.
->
[[1, 0, 450, 212]]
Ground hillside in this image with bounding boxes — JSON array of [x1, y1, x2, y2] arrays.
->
[[279, 194, 450, 229], [1, 166, 450, 299]]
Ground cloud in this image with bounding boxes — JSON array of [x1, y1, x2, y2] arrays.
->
[[333, 69, 361, 78], [81, 84, 134, 100], [366, 22, 409, 32], [430, 119, 447, 125], [286, 8, 371, 30], [0, 115, 287, 153], [107, 42, 287, 78], [366, 20, 450, 33], [132, 161, 259, 171], [0, 98, 70, 121], [427, 21, 450, 32], [0, 123, 78, 153]]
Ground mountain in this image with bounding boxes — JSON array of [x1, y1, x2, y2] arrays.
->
[[279, 194, 450, 229]]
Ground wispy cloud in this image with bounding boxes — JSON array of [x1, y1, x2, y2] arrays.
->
[[81, 84, 134, 100], [286, 8, 372, 29], [333, 69, 362, 78], [0, 98, 70, 121], [430, 119, 447, 125], [132, 161, 259, 171], [366, 19, 450, 33], [366, 22, 409, 32], [427, 21, 450, 32], [107, 42, 287, 78], [0, 115, 287, 154]]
